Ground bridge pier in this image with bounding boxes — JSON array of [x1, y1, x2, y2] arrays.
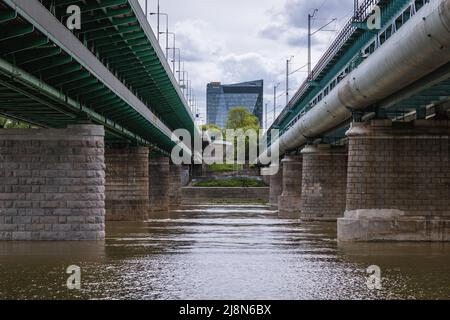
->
[[338, 120, 450, 241], [169, 163, 182, 209], [278, 156, 303, 218], [0, 125, 105, 241], [300, 144, 347, 221], [105, 147, 149, 221], [269, 163, 283, 209], [149, 156, 170, 215]]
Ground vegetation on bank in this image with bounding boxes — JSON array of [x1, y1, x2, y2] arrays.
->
[[192, 178, 266, 188], [0, 116, 34, 129], [207, 164, 243, 172]]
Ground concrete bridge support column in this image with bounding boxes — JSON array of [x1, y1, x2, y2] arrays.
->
[[149, 156, 170, 214], [338, 120, 450, 241], [300, 144, 347, 221], [278, 156, 303, 218], [105, 147, 149, 221], [269, 163, 283, 209], [169, 163, 182, 209], [0, 125, 105, 240]]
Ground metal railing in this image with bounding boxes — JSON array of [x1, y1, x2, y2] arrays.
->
[[280, 0, 382, 120]]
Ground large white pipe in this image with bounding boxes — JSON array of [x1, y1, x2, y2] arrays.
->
[[260, 0, 450, 162]]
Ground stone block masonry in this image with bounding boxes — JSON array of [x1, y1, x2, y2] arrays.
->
[[338, 120, 450, 241], [268, 163, 283, 209], [0, 125, 105, 241], [300, 144, 347, 221], [149, 156, 170, 214], [169, 163, 182, 209], [105, 147, 149, 221], [278, 155, 303, 218]]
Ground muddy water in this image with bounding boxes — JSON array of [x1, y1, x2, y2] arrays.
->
[[0, 205, 449, 299]]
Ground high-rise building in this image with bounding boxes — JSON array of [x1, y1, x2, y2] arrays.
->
[[206, 80, 264, 128]]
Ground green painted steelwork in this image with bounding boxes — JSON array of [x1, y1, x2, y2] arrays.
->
[[0, 0, 198, 156], [270, 0, 442, 142]]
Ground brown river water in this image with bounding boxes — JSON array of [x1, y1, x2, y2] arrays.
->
[[0, 204, 449, 300]]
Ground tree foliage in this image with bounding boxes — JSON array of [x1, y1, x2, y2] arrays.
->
[[0, 116, 32, 129], [225, 107, 260, 131]]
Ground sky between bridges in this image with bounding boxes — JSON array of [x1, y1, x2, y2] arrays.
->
[[138, 0, 354, 125]]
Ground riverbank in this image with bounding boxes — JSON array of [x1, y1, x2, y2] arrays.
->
[[181, 187, 269, 204]]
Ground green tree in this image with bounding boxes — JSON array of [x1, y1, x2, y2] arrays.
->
[[0, 116, 32, 128], [225, 107, 260, 131], [224, 107, 261, 166]]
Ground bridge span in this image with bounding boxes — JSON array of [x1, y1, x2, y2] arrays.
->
[[0, 0, 201, 240], [264, 0, 450, 241]]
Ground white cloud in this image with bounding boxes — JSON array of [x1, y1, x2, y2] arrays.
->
[[138, 0, 355, 124]]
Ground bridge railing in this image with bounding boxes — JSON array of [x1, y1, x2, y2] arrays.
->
[[284, 0, 381, 114]]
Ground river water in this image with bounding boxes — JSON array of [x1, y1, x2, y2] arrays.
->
[[0, 204, 449, 300]]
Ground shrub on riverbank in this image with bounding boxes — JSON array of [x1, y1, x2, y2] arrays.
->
[[192, 179, 265, 188]]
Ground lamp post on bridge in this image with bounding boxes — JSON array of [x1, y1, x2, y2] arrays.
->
[[169, 48, 182, 83], [286, 56, 294, 107], [150, 11, 169, 59], [160, 31, 176, 73], [273, 83, 280, 126], [308, 9, 337, 80], [162, 32, 176, 73], [178, 69, 188, 95]]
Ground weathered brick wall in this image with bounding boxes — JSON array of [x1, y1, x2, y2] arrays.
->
[[0, 125, 105, 241], [169, 163, 182, 208], [346, 120, 450, 217], [105, 147, 149, 221], [300, 144, 347, 220], [278, 155, 302, 218], [149, 156, 170, 213], [269, 163, 283, 207]]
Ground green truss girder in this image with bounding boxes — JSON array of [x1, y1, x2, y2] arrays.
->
[[81, 7, 132, 24], [14, 47, 62, 65], [93, 31, 145, 47], [0, 37, 49, 55], [0, 0, 197, 152]]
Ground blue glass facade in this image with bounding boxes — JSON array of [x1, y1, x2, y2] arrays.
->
[[206, 80, 264, 128]]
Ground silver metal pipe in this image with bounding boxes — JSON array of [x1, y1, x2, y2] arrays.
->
[[260, 0, 450, 162]]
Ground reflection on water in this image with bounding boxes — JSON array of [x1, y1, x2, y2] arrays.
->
[[0, 205, 449, 300]]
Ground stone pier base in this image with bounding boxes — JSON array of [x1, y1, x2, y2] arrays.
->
[[278, 156, 302, 218], [338, 210, 450, 241], [105, 147, 149, 221], [338, 120, 450, 242], [169, 163, 182, 209], [268, 163, 283, 209], [300, 144, 347, 221], [149, 156, 170, 214], [0, 125, 105, 241]]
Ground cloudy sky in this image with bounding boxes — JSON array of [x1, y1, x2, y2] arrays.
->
[[138, 0, 354, 125]]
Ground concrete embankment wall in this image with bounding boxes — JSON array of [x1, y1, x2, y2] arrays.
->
[[181, 187, 269, 204]]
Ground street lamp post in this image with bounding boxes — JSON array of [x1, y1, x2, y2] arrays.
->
[[286, 56, 294, 106], [172, 50, 183, 83], [150, 12, 168, 58], [273, 83, 280, 125], [308, 10, 318, 80], [157, 0, 160, 41], [308, 9, 337, 80], [162, 32, 176, 72]]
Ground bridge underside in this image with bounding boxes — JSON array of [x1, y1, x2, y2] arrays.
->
[[0, 0, 197, 154]]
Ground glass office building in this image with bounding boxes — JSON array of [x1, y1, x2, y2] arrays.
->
[[206, 80, 264, 128]]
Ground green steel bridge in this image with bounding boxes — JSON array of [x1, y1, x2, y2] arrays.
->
[[0, 0, 200, 156], [266, 0, 450, 152]]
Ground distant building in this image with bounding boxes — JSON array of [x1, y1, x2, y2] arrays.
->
[[206, 80, 264, 128]]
